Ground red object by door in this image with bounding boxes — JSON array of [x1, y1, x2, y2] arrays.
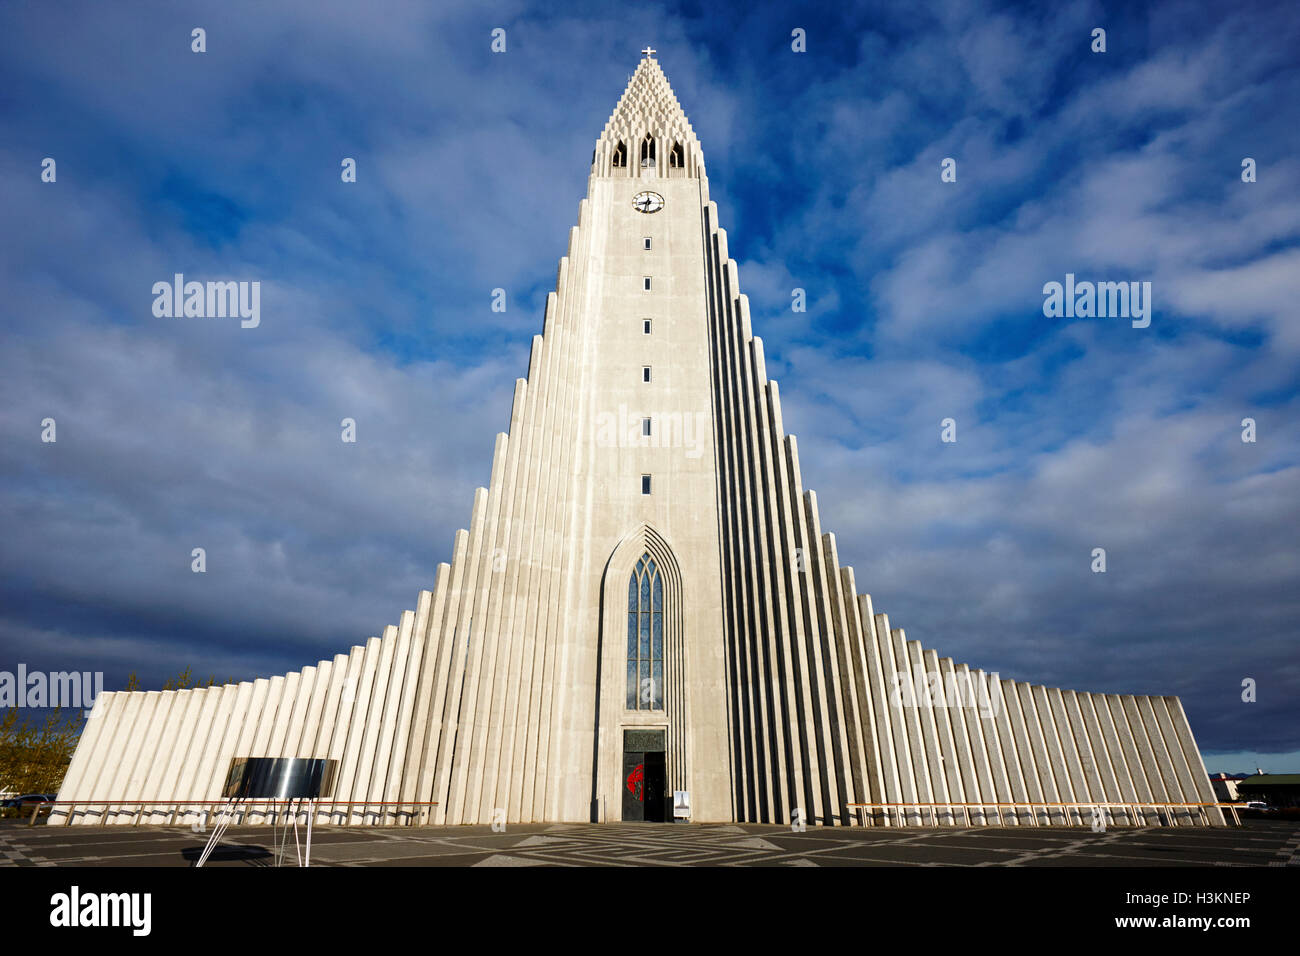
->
[[626, 763, 644, 801]]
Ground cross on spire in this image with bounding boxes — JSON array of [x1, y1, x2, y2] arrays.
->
[[642, 46, 656, 56]]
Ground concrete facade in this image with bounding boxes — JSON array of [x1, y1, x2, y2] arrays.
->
[[51, 57, 1224, 828]]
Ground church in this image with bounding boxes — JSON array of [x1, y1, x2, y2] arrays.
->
[[51, 54, 1224, 829]]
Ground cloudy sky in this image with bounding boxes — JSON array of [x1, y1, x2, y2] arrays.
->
[[1, 0, 1296, 772]]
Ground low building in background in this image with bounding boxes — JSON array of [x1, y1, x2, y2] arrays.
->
[[1208, 772, 1251, 803], [1237, 774, 1300, 809]]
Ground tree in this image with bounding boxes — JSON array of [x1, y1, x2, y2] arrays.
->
[[0, 708, 83, 812], [122, 666, 230, 692]]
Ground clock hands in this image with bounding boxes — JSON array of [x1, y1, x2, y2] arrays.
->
[[634, 192, 663, 213]]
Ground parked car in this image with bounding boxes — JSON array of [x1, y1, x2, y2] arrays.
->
[[0, 793, 57, 809]]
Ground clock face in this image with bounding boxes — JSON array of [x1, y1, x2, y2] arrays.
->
[[633, 191, 665, 214]]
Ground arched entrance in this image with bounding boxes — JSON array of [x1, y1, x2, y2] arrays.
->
[[596, 525, 691, 821]]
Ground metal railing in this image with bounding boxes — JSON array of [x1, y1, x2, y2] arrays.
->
[[30, 800, 440, 828], [21, 799, 1247, 828], [845, 801, 1241, 827]]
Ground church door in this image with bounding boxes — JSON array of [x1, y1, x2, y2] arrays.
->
[[622, 729, 667, 821]]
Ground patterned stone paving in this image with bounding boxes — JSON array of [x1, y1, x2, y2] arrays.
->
[[2, 819, 1296, 867]]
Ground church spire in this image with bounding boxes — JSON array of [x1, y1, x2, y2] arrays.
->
[[593, 56, 703, 178]]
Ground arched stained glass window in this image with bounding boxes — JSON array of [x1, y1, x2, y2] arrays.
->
[[626, 554, 664, 710]]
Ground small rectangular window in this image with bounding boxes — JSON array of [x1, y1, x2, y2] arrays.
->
[[643, 276, 652, 291], [642, 366, 651, 383], [641, 417, 651, 436], [643, 237, 652, 250], [641, 474, 652, 495], [642, 319, 652, 334]]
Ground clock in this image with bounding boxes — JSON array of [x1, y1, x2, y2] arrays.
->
[[632, 191, 665, 214]]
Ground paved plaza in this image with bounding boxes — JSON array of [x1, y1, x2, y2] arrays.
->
[[2, 819, 1297, 867]]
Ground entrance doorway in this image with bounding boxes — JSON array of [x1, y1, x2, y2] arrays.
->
[[621, 729, 667, 822]]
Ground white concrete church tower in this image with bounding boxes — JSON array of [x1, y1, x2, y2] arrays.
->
[[53, 54, 1224, 829]]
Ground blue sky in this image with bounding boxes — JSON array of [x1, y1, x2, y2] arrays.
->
[[1, 0, 1297, 773]]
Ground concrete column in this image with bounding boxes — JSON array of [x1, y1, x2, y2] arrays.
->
[[748, 370, 794, 823], [266, 671, 303, 762], [500, 347, 551, 822], [1107, 694, 1158, 825], [1045, 687, 1090, 823], [1018, 684, 1064, 824], [454, 435, 514, 824], [1066, 690, 1116, 826], [763, 381, 813, 822], [475, 383, 534, 824], [889, 627, 931, 823], [295, 660, 333, 760], [1086, 691, 1138, 825], [856, 596, 903, 824], [799, 497, 854, 824], [132, 689, 181, 823], [385, 595, 431, 824], [433, 488, 490, 824], [320, 648, 364, 823], [925, 652, 967, 825], [420, 531, 472, 824], [986, 676, 1031, 825], [182, 683, 238, 827], [837, 567, 887, 825], [401, 583, 446, 821], [1144, 695, 1201, 824], [530, 287, 576, 822], [966, 668, 1011, 826], [1162, 697, 1225, 826], [333, 639, 381, 825], [146, 688, 206, 823], [204, 681, 255, 820], [370, 614, 416, 823], [55, 692, 120, 824], [730, 327, 780, 821], [104, 693, 157, 824], [961, 671, 998, 827], [956, 671, 993, 827], [78, 692, 129, 823], [875, 613, 920, 824], [349, 625, 399, 824], [936, 662, 979, 824], [1124, 695, 1178, 819], [280, 666, 316, 761]]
